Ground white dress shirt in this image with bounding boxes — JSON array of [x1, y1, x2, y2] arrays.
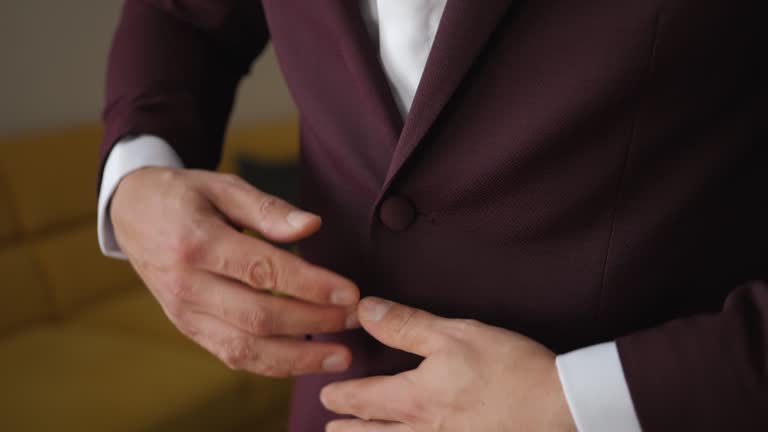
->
[[97, 1, 642, 430]]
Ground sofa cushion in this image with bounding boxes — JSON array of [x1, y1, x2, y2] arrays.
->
[[0, 127, 101, 235], [73, 289, 294, 428], [0, 175, 19, 242], [76, 288, 195, 348], [32, 223, 139, 316], [0, 121, 299, 236], [0, 325, 286, 432], [0, 245, 51, 334]]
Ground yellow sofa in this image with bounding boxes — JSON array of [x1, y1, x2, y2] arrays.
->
[[0, 121, 299, 431]]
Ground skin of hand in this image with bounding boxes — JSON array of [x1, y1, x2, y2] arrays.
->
[[110, 167, 361, 376], [320, 297, 577, 432]]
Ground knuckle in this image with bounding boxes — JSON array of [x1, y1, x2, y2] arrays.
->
[[170, 216, 215, 268], [209, 254, 231, 276], [393, 308, 419, 339], [240, 308, 273, 336], [245, 256, 277, 288], [219, 338, 256, 370], [171, 234, 203, 267], [257, 196, 280, 219]]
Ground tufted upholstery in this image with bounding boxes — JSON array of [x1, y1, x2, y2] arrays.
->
[[0, 120, 298, 431]]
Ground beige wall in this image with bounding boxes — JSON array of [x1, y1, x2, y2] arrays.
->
[[0, 1, 297, 137]]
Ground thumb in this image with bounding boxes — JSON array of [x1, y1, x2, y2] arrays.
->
[[200, 172, 321, 243], [357, 297, 443, 357]]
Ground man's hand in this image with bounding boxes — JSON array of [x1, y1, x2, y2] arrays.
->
[[320, 298, 576, 432], [111, 167, 360, 376]]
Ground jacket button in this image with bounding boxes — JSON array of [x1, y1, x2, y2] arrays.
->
[[379, 195, 416, 231]]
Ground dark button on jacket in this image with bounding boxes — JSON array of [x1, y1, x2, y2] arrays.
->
[[378, 195, 416, 231]]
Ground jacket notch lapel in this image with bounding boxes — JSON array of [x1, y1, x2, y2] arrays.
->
[[382, 0, 517, 187], [331, 1, 404, 148]]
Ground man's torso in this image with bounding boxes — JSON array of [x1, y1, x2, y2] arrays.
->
[[258, 1, 767, 428]]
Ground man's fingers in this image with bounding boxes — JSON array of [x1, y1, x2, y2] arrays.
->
[[197, 170, 321, 243], [320, 374, 418, 422], [325, 419, 414, 432], [177, 311, 352, 376], [169, 271, 357, 335], [193, 225, 359, 307], [357, 297, 443, 357]]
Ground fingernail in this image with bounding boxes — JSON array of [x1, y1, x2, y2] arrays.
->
[[345, 310, 360, 329], [319, 386, 334, 408], [330, 290, 356, 306], [359, 297, 392, 322], [322, 353, 348, 372], [286, 211, 318, 229]]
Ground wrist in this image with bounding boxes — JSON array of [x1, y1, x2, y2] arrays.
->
[[547, 358, 577, 432], [109, 167, 176, 227], [111, 166, 171, 208]]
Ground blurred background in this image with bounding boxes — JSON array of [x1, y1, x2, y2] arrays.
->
[[1, 1, 302, 430]]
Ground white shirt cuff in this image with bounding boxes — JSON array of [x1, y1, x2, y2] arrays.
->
[[97, 135, 184, 259], [556, 341, 642, 432]]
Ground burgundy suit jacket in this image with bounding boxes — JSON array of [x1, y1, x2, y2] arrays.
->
[[100, 1, 767, 430]]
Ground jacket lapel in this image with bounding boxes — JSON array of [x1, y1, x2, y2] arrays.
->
[[331, 1, 404, 149], [382, 0, 518, 186]]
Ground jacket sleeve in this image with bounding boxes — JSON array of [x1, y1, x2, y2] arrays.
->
[[98, 0, 269, 183], [617, 280, 768, 431]]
